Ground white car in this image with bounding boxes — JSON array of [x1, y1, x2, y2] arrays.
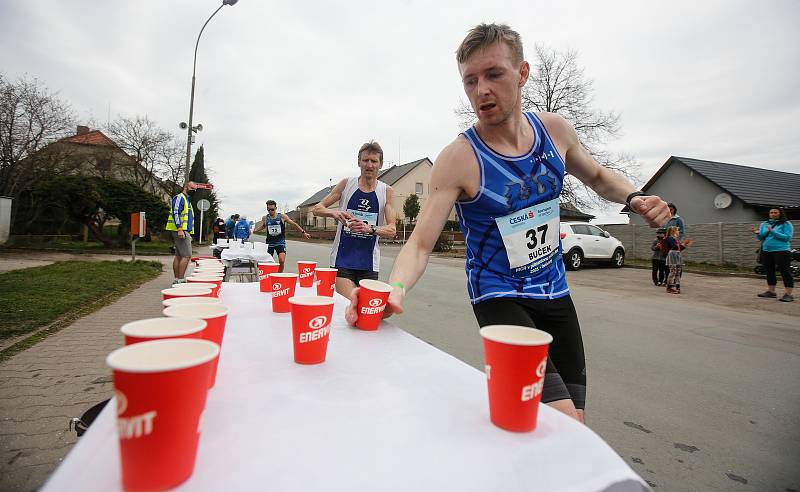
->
[[560, 222, 625, 271]]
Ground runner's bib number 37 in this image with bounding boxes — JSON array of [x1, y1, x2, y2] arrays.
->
[[495, 198, 560, 278]]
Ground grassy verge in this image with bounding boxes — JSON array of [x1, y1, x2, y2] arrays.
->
[[5, 238, 174, 255], [624, 258, 756, 276], [0, 260, 163, 361]]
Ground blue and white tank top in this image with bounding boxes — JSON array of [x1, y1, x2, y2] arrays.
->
[[264, 212, 285, 246], [330, 177, 387, 272], [456, 112, 569, 304]]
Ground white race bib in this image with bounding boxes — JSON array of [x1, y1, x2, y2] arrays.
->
[[267, 224, 281, 236], [344, 208, 378, 237], [494, 198, 560, 278]]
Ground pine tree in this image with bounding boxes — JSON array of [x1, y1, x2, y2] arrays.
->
[[187, 145, 219, 239]]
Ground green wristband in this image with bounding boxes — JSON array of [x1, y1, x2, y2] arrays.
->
[[389, 281, 405, 295]]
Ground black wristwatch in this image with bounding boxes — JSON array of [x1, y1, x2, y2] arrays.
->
[[625, 191, 647, 209], [370, 225, 377, 235]]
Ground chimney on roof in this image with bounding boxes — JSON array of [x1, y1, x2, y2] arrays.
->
[[76, 125, 90, 135]]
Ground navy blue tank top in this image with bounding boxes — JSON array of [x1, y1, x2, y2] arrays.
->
[[264, 213, 285, 245], [333, 188, 380, 271]]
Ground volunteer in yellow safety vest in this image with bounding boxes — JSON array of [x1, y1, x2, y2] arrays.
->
[[166, 181, 198, 282]]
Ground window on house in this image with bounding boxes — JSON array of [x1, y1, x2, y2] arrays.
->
[[96, 158, 111, 172], [415, 182, 423, 195]]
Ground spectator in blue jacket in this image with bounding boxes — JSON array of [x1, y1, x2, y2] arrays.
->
[[752, 208, 794, 302], [664, 203, 685, 240], [225, 214, 238, 238], [234, 215, 251, 242]]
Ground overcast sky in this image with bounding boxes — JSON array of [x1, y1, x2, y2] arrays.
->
[[2, 0, 798, 223]]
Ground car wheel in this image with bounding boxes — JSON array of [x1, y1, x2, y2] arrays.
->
[[565, 249, 583, 271], [611, 248, 625, 268]]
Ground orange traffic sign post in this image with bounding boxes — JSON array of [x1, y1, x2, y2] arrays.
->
[[130, 212, 146, 261]]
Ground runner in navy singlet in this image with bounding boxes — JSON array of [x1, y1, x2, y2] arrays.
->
[[254, 199, 310, 272], [345, 24, 671, 423], [313, 141, 397, 298]]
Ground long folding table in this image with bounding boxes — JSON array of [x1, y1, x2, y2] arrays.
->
[[44, 282, 647, 491]]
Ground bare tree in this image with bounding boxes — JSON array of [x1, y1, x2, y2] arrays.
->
[[158, 138, 188, 192], [105, 115, 173, 186], [0, 73, 75, 197], [456, 45, 640, 210]]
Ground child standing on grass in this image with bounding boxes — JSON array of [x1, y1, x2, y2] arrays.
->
[[664, 226, 694, 294]]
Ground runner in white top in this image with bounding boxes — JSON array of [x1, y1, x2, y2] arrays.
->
[[313, 141, 397, 298]]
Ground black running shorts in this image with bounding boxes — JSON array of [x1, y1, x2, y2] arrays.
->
[[336, 267, 379, 285], [267, 244, 286, 256], [472, 295, 587, 409]]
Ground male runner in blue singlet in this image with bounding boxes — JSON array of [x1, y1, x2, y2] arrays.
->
[[345, 24, 670, 423], [313, 141, 397, 298], [255, 200, 310, 272]]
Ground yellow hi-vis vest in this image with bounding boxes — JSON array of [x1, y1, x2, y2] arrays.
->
[[165, 193, 195, 234]]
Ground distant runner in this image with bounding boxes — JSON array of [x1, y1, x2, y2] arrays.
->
[[255, 200, 310, 272]]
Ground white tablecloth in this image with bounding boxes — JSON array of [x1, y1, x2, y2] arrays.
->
[[44, 283, 646, 492], [219, 247, 274, 263]]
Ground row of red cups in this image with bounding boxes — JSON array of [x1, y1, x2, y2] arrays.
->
[[259, 261, 390, 329], [105, 258, 229, 490]]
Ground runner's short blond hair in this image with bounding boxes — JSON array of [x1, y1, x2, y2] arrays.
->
[[456, 23, 524, 67]]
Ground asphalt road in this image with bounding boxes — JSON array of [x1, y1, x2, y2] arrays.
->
[[265, 239, 800, 491]]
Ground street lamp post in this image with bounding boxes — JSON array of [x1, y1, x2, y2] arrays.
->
[[182, 0, 238, 185]]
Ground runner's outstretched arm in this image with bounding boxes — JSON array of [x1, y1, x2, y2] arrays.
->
[[543, 113, 671, 227], [312, 178, 354, 224], [345, 141, 465, 324], [284, 215, 311, 238]]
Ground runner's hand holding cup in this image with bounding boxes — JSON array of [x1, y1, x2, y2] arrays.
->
[[345, 283, 405, 326]]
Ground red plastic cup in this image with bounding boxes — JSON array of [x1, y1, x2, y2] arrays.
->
[[106, 339, 219, 491], [188, 277, 223, 296], [161, 287, 213, 301], [192, 255, 218, 263], [173, 282, 218, 297], [269, 273, 298, 313], [479, 325, 553, 432], [188, 275, 224, 283], [121, 317, 206, 345], [258, 262, 281, 292], [288, 296, 334, 364], [297, 260, 317, 288], [189, 273, 225, 281], [163, 304, 230, 387], [162, 296, 222, 308], [315, 268, 338, 297], [355, 279, 392, 330], [189, 273, 224, 279]]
